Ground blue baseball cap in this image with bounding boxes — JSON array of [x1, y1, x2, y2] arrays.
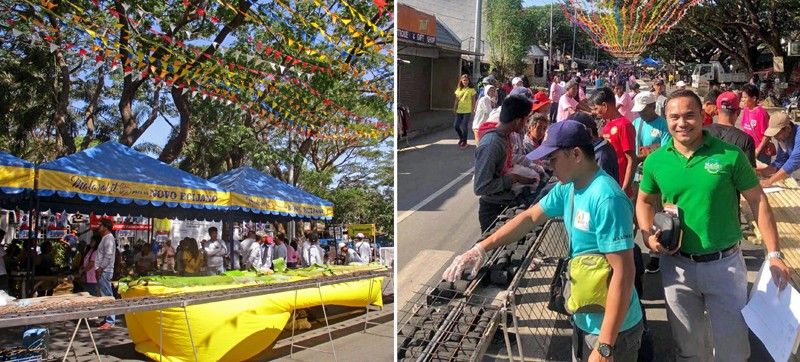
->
[[526, 120, 593, 160]]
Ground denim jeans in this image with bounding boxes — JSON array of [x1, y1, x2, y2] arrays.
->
[[454, 113, 470, 143], [549, 103, 558, 124], [98, 271, 115, 325]]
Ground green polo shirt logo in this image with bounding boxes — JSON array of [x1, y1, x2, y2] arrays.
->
[[704, 159, 722, 174], [638, 132, 759, 254]]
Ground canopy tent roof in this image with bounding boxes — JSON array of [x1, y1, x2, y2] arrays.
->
[[640, 57, 660, 66], [35, 141, 231, 219], [0, 151, 34, 196], [210, 166, 333, 221]]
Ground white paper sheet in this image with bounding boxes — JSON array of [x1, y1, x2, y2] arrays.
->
[[742, 261, 800, 362]]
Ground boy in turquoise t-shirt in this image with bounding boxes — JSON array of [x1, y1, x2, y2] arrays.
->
[[444, 120, 643, 361]]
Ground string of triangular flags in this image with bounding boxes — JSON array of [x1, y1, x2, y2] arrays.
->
[[273, 0, 392, 63], [7, 0, 392, 140]]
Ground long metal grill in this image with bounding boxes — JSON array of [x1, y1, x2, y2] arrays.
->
[[398, 207, 573, 361], [506, 218, 572, 361], [0, 269, 390, 328]]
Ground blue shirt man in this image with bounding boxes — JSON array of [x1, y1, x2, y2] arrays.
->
[[445, 120, 642, 361], [631, 92, 672, 157], [760, 112, 800, 186], [539, 169, 643, 334]]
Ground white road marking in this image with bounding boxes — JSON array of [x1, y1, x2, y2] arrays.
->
[[397, 167, 475, 223], [398, 139, 464, 153], [397, 249, 455, 310]]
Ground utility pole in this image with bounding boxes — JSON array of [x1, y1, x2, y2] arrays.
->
[[571, 7, 576, 59], [549, 2, 553, 78], [287, 132, 295, 244], [472, 0, 483, 84]]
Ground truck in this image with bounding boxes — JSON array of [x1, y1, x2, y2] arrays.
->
[[691, 61, 749, 88]]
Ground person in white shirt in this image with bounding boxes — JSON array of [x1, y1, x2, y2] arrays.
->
[[226, 237, 241, 271], [472, 85, 497, 144], [0, 230, 7, 293], [241, 230, 262, 270], [203, 227, 228, 275], [301, 233, 325, 266], [549, 75, 564, 123], [354, 233, 371, 263], [339, 242, 364, 264], [557, 80, 580, 122], [94, 219, 117, 330], [260, 236, 274, 270]]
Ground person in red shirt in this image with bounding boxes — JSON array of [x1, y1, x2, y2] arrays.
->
[[590, 87, 637, 196], [702, 90, 720, 126]]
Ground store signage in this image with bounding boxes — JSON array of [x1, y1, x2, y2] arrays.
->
[[398, 4, 436, 45]]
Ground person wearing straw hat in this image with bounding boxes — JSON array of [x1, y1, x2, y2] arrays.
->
[[758, 111, 800, 187]]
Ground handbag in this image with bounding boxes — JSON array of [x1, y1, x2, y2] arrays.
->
[[547, 256, 571, 315], [546, 188, 613, 315], [566, 254, 611, 313], [653, 211, 683, 251]]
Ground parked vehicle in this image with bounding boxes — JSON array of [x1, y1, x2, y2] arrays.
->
[[691, 61, 749, 88]]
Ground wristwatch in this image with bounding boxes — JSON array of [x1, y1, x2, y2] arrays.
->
[[597, 342, 614, 357], [768, 251, 783, 260]]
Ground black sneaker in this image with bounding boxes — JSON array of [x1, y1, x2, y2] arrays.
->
[[645, 257, 660, 274]]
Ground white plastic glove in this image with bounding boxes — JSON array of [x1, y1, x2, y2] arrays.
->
[[442, 244, 487, 283]]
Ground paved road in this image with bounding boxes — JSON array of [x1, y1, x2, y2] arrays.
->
[[397, 127, 481, 310], [396, 120, 774, 360]]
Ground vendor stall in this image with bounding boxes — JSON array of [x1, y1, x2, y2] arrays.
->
[[0, 151, 34, 207], [122, 265, 384, 362], [35, 141, 230, 220]]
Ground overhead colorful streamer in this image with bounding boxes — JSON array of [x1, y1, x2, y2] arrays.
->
[[3, 0, 392, 141], [562, 0, 701, 59]]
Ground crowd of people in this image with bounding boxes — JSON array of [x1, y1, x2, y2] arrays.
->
[[0, 219, 380, 332], [445, 66, 798, 361]]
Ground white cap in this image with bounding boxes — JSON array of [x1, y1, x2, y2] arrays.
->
[[338, 242, 346, 248], [356, 233, 365, 238], [675, 80, 686, 88], [631, 91, 658, 112], [512, 77, 523, 86]]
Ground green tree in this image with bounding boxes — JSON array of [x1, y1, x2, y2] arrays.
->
[[486, 0, 528, 77], [0, 0, 394, 233], [649, 0, 800, 71]]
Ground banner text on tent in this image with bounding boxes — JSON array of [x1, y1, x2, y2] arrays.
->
[[38, 169, 230, 207]]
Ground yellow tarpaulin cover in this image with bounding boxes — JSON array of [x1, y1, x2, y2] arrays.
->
[[122, 270, 383, 361]]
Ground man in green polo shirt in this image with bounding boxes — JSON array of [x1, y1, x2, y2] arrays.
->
[[635, 89, 790, 361]]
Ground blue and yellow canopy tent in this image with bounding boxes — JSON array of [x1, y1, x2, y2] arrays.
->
[[35, 141, 231, 220], [0, 151, 35, 207], [3, 142, 335, 222], [210, 166, 334, 221]]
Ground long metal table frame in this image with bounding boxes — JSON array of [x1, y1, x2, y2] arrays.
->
[[0, 269, 391, 362]]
